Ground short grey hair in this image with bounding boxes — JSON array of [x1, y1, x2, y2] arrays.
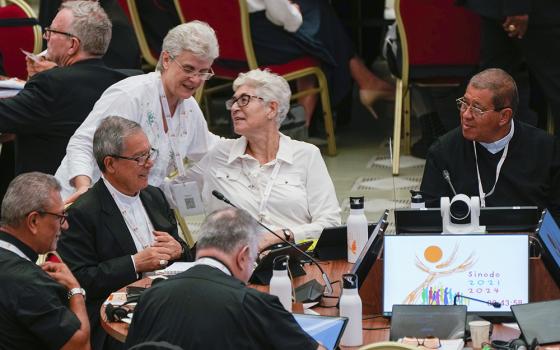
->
[[468, 68, 519, 117], [61, 0, 112, 56], [1, 172, 61, 227], [233, 69, 291, 127], [197, 208, 261, 261], [93, 116, 143, 172], [156, 21, 219, 71]]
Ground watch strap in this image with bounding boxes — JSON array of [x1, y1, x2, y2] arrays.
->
[[68, 287, 86, 300]]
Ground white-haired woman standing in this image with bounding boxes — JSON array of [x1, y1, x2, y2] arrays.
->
[[55, 21, 220, 202], [186, 69, 341, 248]]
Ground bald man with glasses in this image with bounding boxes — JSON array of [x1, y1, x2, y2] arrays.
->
[[57, 116, 191, 350], [420, 68, 560, 221]]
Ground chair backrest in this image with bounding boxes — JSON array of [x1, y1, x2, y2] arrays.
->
[[0, 0, 42, 80], [173, 0, 258, 69], [396, 0, 480, 80]]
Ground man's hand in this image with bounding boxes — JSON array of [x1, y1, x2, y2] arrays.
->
[[132, 246, 172, 273], [26, 56, 57, 79], [65, 175, 92, 205], [41, 261, 81, 290], [503, 15, 529, 39], [152, 230, 182, 260], [258, 232, 284, 252]]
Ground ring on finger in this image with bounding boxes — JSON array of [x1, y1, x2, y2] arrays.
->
[[508, 24, 516, 32], [159, 259, 167, 266]]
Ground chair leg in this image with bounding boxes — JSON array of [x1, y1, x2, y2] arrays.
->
[[403, 91, 411, 154], [315, 70, 337, 156], [392, 79, 405, 175], [174, 209, 195, 248]]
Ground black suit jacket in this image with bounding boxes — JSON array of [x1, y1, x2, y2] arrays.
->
[[0, 58, 138, 175], [57, 180, 191, 350], [458, 0, 560, 24]]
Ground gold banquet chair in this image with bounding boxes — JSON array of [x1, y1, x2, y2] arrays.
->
[[173, 0, 337, 156]]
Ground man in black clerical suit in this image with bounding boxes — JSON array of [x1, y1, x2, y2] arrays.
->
[[57, 117, 192, 350], [0, 1, 139, 176], [125, 207, 324, 350], [421, 68, 560, 221], [0, 172, 90, 350]]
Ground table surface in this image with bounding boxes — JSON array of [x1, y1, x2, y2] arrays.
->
[[101, 256, 560, 349]]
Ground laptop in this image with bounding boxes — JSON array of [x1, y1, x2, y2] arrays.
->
[[314, 223, 377, 260], [293, 314, 348, 350], [390, 304, 467, 340], [511, 300, 560, 345], [535, 210, 560, 286]]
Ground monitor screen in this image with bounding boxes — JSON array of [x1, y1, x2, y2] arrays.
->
[[536, 211, 560, 286], [293, 314, 348, 350], [383, 234, 529, 316], [394, 206, 539, 234]]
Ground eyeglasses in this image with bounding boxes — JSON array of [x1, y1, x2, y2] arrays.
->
[[110, 148, 158, 166], [225, 94, 264, 110], [43, 27, 79, 41], [37, 211, 68, 225], [402, 336, 441, 349], [168, 54, 214, 80], [456, 97, 509, 118]]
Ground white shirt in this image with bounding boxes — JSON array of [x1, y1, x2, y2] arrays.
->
[[186, 134, 341, 240], [55, 72, 220, 199], [246, 0, 303, 32], [479, 121, 515, 154]]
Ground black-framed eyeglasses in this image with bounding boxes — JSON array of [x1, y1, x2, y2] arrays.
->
[[225, 94, 265, 110], [43, 27, 79, 41], [110, 148, 158, 166], [402, 336, 442, 349], [37, 211, 68, 225], [168, 54, 214, 80], [456, 97, 509, 118]]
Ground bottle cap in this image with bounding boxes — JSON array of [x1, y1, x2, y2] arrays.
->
[[410, 190, 423, 203], [342, 273, 358, 289], [349, 196, 364, 209], [273, 255, 289, 271]]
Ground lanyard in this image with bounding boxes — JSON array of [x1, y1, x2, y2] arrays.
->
[[473, 141, 509, 208], [0, 239, 30, 261], [158, 78, 186, 177], [257, 160, 282, 222]]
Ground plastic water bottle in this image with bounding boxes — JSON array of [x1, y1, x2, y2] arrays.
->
[[347, 196, 368, 263], [269, 255, 292, 312], [339, 273, 363, 346], [410, 190, 425, 209]]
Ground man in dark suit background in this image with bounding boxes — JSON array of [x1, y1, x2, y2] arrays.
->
[[57, 116, 191, 350], [458, 0, 560, 132], [0, 1, 138, 177], [125, 207, 322, 350]]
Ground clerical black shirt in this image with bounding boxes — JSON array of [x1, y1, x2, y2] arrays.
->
[[0, 230, 81, 350], [125, 264, 318, 350], [421, 120, 560, 221]]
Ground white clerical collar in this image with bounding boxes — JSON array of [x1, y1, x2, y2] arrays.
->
[[478, 121, 514, 154], [102, 176, 140, 207], [195, 257, 232, 276]]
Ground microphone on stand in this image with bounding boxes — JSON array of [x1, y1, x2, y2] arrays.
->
[[442, 170, 458, 196], [211, 190, 334, 296], [453, 293, 502, 308]]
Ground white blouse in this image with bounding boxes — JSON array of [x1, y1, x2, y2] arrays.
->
[[246, 0, 303, 33], [55, 72, 219, 199], [186, 133, 341, 240]]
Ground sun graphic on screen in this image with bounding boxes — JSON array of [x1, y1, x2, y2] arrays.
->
[[424, 245, 443, 263]]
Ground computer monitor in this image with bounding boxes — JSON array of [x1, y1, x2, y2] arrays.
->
[[383, 234, 529, 317], [536, 210, 560, 287], [349, 210, 388, 290], [394, 206, 540, 234]]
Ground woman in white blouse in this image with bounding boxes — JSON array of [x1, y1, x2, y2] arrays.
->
[[55, 21, 220, 202], [185, 68, 341, 248], [245, 0, 394, 122]]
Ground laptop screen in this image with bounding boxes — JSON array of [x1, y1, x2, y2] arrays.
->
[[390, 304, 467, 340], [293, 314, 348, 350], [383, 234, 529, 316], [536, 211, 560, 286], [511, 300, 560, 345]]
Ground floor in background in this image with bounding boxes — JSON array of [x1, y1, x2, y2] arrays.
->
[[183, 88, 426, 240]]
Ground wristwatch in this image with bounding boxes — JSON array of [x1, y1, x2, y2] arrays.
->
[[282, 229, 294, 242], [67, 287, 86, 301]]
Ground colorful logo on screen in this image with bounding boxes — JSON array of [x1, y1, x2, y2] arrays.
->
[[403, 244, 477, 304], [418, 286, 471, 306]]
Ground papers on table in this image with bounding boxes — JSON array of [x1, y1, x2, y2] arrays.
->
[[0, 78, 25, 90], [155, 261, 195, 276]]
